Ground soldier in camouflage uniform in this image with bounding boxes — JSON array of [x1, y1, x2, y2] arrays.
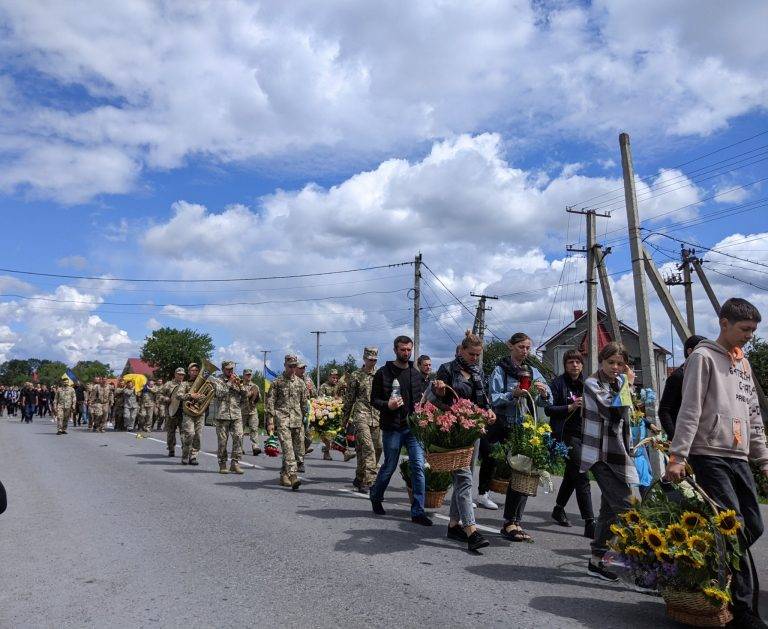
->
[[122, 380, 139, 431], [265, 354, 308, 490], [165, 368, 186, 457], [318, 369, 341, 460], [153, 378, 167, 430], [240, 369, 263, 456], [106, 383, 115, 428], [343, 347, 383, 493], [54, 376, 77, 435], [213, 360, 247, 474], [174, 364, 205, 465], [296, 361, 314, 455], [112, 380, 125, 430], [137, 379, 158, 434], [87, 377, 110, 432]]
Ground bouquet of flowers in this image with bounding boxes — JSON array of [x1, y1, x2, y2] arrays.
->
[[503, 414, 569, 495], [310, 396, 343, 438], [609, 482, 741, 624], [410, 398, 493, 451], [263, 434, 281, 457]]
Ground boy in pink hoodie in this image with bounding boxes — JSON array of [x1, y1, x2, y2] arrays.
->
[[667, 298, 768, 628]]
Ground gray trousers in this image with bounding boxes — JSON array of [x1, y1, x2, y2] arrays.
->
[[590, 461, 636, 559], [449, 467, 475, 527]]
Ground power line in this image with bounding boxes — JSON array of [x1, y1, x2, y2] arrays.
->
[[644, 231, 768, 270], [0, 261, 413, 284], [706, 267, 768, 292]]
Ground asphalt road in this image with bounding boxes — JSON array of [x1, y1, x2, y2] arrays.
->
[[2, 414, 767, 629]]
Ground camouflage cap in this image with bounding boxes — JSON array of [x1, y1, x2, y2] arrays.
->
[[284, 354, 299, 366], [329, 368, 339, 376], [187, 362, 199, 371], [175, 367, 186, 375], [363, 346, 379, 360], [297, 360, 307, 368], [242, 368, 253, 375], [222, 360, 235, 369]]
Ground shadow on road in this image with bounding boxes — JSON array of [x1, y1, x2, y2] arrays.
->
[[335, 523, 455, 556], [528, 595, 666, 628], [465, 563, 624, 595]]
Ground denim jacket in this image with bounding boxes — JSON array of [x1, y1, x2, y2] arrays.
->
[[490, 361, 551, 427]]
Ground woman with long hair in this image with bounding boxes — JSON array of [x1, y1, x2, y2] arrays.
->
[[579, 342, 639, 582], [486, 332, 551, 542], [432, 331, 495, 552]]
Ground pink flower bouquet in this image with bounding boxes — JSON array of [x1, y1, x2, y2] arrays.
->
[[410, 398, 492, 452]]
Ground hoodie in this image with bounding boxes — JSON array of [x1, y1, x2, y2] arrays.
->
[[670, 339, 768, 469]]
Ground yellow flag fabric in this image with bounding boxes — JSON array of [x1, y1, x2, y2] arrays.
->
[[123, 373, 148, 393]]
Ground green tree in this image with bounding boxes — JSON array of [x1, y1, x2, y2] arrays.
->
[[482, 341, 508, 376], [746, 336, 768, 391], [0, 358, 32, 385], [140, 327, 214, 381], [72, 360, 114, 383], [37, 360, 68, 385]]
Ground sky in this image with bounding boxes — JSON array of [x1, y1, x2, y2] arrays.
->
[[1, 0, 768, 374]]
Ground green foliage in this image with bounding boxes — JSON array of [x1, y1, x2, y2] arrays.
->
[[72, 360, 113, 383], [37, 360, 68, 385], [746, 336, 768, 391], [310, 354, 358, 384], [482, 341, 507, 376], [399, 459, 453, 491], [140, 327, 214, 381], [0, 358, 73, 385]]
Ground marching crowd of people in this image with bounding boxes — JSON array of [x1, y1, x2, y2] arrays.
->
[[2, 296, 767, 627]]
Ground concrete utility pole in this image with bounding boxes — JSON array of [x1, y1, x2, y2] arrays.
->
[[680, 247, 696, 334], [595, 246, 622, 343], [413, 253, 422, 357], [566, 206, 610, 375], [641, 246, 691, 343], [471, 292, 498, 369], [310, 331, 325, 391], [261, 349, 272, 382], [619, 133, 661, 436], [692, 256, 721, 313]]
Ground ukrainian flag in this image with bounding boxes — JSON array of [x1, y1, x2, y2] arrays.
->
[[264, 366, 278, 392]]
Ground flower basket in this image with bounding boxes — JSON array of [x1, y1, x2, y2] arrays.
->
[[425, 445, 474, 472], [661, 589, 732, 627], [508, 469, 541, 497], [489, 477, 510, 494], [407, 487, 448, 509]]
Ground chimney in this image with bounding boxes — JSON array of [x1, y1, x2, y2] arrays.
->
[[574, 309, 585, 320]]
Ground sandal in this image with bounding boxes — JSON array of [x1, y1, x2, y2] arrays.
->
[[500, 523, 534, 543]]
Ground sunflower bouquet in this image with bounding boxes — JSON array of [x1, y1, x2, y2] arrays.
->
[[310, 396, 344, 438], [609, 482, 742, 622]]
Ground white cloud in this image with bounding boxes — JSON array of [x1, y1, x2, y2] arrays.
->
[[57, 255, 88, 269], [1, 1, 766, 202]]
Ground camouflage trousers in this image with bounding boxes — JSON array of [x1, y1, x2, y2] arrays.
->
[[215, 418, 243, 464], [153, 406, 167, 430], [245, 411, 261, 449], [89, 404, 106, 431], [124, 406, 139, 430], [180, 414, 204, 460], [354, 421, 383, 487], [138, 405, 154, 432], [166, 412, 182, 452], [55, 407, 73, 432], [277, 423, 305, 476], [113, 406, 125, 430]]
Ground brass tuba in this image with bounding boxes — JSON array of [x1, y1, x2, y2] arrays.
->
[[182, 359, 220, 418]]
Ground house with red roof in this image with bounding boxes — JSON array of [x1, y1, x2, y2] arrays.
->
[[121, 358, 157, 377]]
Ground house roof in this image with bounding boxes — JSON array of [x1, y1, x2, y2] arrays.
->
[[538, 308, 670, 355], [124, 358, 156, 376]]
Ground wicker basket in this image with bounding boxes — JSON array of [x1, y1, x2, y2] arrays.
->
[[425, 446, 474, 472], [508, 469, 540, 497], [489, 478, 510, 494], [407, 487, 448, 509], [661, 590, 733, 627]]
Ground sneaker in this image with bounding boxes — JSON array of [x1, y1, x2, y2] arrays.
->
[[552, 505, 572, 527], [587, 560, 618, 582], [371, 500, 386, 516], [467, 531, 490, 552], [411, 514, 434, 527], [447, 525, 468, 542], [584, 519, 597, 539], [477, 493, 498, 510]]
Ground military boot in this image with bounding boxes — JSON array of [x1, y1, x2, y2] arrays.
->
[[230, 460, 244, 475], [280, 473, 293, 487], [219, 462, 229, 474], [290, 474, 301, 491]]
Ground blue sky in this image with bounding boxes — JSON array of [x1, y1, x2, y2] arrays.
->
[[1, 0, 767, 372]]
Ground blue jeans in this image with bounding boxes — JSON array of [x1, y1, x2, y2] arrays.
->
[[370, 428, 426, 517], [23, 403, 35, 422]]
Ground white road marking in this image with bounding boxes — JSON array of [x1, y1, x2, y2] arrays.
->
[[127, 432, 265, 469]]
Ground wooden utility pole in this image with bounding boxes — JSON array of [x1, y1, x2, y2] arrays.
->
[[413, 253, 422, 357], [620, 133, 660, 433], [595, 246, 622, 343], [567, 206, 610, 374], [310, 331, 325, 391], [471, 292, 498, 369]]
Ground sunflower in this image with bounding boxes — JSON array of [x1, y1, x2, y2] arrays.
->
[[687, 534, 710, 554], [713, 509, 741, 536], [655, 548, 673, 563], [624, 545, 644, 559], [665, 523, 689, 545], [619, 509, 642, 526], [529, 436, 541, 447], [633, 526, 646, 543], [675, 549, 705, 569], [702, 586, 731, 606], [680, 511, 705, 530], [610, 523, 629, 539], [644, 527, 667, 550]]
